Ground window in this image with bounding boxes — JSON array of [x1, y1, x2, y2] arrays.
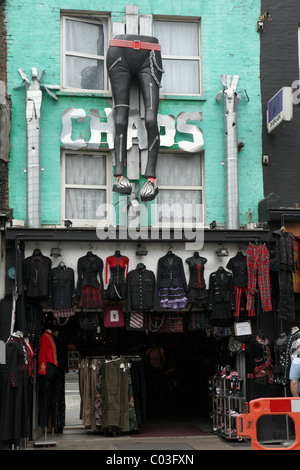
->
[[61, 15, 110, 92], [154, 19, 202, 95], [61, 151, 112, 226], [156, 152, 204, 226]]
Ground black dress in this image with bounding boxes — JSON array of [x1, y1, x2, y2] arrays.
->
[[105, 253, 129, 301], [77, 252, 104, 308], [157, 252, 188, 309], [50, 263, 76, 324], [186, 253, 207, 303], [0, 335, 30, 444]]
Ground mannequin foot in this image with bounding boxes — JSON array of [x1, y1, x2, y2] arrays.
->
[[113, 175, 132, 195], [140, 178, 159, 201]]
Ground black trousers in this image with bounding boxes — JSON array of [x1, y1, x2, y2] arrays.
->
[[106, 35, 163, 178]]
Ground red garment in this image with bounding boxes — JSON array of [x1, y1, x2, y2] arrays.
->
[[234, 286, 255, 317], [38, 330, 58, 375], [105, 255, 129, 283], [246, 244, 272, 312], [25, 340, 34, 378]]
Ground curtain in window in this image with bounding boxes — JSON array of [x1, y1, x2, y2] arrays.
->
[[154, 21, 200, 94], [65, 154, 107, 220], [156, 153, 203, 224]]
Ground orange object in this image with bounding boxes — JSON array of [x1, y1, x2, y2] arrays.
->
[[237, 397, 300, 450]]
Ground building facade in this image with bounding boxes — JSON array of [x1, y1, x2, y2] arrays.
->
[[2, 0, 290, 444]]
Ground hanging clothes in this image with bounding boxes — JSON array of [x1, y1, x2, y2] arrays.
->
[[246, 243, 272, 313], [246, 335, 274, 384], [207, 267, 235, 324], [79, 356, 145, 434], [77, 252, 104, 308], [227, 251, 255, 317], [52, 329, 69, 431], [273, 229, 295, 321], [124, 263, 160, 313], [273, 333, 288, 386], [23, 249, 52, 299], [50, 263, 76, 325], [157, 252, 188, 309], [105, 253, 129, 301], [37, 330, 59, 429], [185, 252, 208, 304], [0, 334, 30, 444]]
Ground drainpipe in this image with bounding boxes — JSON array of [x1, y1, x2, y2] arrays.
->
[[18, 67, 58, 228], [216, 75, 241, 230]]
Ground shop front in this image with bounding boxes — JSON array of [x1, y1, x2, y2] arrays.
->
[[4, 224, 291, 447]]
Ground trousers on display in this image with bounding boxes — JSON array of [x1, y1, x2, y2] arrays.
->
[[106, 35, 163, 178], [234, 286, 255, 317], [246, 244, 272, 313]]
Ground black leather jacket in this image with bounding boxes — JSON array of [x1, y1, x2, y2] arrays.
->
[[124, 264, 160, 312]]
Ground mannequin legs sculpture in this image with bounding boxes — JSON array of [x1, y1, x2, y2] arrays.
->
[[106, 35, 163, 201]]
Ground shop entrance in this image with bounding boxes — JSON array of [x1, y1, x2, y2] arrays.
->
[[64, 321, 229, 430]]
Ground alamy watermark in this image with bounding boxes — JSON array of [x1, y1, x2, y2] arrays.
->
[[95, 202, 205, 250], [292, 80, 300, 104]]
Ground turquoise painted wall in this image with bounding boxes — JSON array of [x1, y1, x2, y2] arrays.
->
[[6, 0, 263, 226]]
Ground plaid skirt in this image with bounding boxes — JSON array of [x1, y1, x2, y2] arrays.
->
[[79, 286, 103, 308]]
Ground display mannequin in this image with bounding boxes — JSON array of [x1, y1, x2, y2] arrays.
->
[[105, 251, 129, 300], [185, 252, 207, 303]]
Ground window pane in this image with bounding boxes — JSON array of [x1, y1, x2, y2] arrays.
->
[[157, 153, 202, 186], [66, 188, 106, 219], [157, 189, 203, 223], [161, 59, 199, 94], [66, 154, 106, 186], [65, 56, 104, 90], [66, 19, 104, 56], [154, 21, 199, 56]]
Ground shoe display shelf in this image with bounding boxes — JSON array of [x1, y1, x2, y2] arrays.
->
[[209, 372, 246, 440]]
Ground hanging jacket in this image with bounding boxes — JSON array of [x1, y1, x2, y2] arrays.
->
[[23, 250, 52, 298], [157, 253, 188, 292], [77, 252, 104, 290], [207, 268, 235, 310], [50, 265, 75, 310], [125, 264, 160, 312]]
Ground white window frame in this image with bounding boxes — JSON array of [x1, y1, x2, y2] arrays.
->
[[153, 17, 203, 97], [60, 149, 113, 227], [154, 150, 206, 229], [61, 14, 110, 93]]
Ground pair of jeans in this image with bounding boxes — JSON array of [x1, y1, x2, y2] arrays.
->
[[246, 244, 272, 312], [106, 35, 163, 178]]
